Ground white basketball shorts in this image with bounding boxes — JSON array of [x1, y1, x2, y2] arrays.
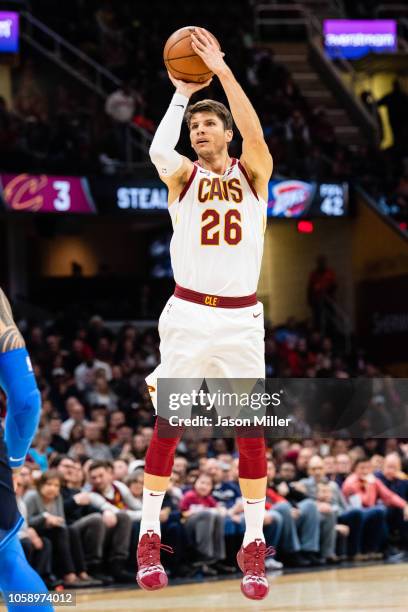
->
[[146, 295, 265, 412]]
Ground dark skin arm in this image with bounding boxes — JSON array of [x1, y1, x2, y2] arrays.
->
[[0, 288, 25, 353]]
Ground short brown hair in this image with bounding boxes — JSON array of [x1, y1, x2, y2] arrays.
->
[[35, 469, 63, 491], [185, 99, 233, 131], [89, 460, 114, 472]]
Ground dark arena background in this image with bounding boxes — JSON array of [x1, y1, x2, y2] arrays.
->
[[0, 1, 407, 611]]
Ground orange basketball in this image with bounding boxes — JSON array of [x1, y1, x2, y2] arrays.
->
[[163, 26, 220, 83]]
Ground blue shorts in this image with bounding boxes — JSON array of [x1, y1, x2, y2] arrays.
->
[[0, 428, 22, 551]]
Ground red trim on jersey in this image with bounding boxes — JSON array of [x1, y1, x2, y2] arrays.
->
[[174, 284, 257, 308], [195, 158, 237, 173], [238, 161, 259, 201], [179, 164, 198, 202]]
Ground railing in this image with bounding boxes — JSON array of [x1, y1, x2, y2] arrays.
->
[[375, 4, 408, 18], [254, 4, 311, 40], [254, 4, 380, 143], [356, 185, 408, 243], [20, 11, 152, 157]]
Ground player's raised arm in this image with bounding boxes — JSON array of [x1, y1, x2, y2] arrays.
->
[[191, 28, 273, 195], [149, 74, 212, 204]]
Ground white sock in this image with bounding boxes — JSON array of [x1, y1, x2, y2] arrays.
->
[[242, 497, 266, 547], [139, 487, 166, 541]]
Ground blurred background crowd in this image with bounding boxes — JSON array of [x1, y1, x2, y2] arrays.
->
[[0, 0, 406, 224], [5, 305, 408, 588]]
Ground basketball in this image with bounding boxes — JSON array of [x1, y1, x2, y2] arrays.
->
[[164, 26, 220, 83]]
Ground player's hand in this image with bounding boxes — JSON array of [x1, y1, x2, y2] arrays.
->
[[191, 27, 227, 77], [403, 505, 408, 521], [167, 71, 212, 98]]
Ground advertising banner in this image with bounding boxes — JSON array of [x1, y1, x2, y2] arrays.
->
[[324, 20, 397, 59], [0, 12, 19, 53], [0, 174, 96, 214]]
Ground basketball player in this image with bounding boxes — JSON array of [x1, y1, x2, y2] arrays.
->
[[0, 288, 53, 611], [137, 28, 273, 600]]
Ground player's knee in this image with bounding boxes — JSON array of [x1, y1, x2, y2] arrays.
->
[[236, 437, 267, 479]]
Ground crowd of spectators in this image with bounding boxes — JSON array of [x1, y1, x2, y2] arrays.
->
[[2, 0, 405, 209], [2, 311, 407, 589]]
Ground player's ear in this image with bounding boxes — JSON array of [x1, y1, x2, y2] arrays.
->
[[225, 129, 233, 143]]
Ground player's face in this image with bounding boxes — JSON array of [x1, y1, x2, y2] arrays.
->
[[189, 112, 232, 157]]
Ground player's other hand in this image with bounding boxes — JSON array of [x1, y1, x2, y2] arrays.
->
[[167, 71, 212, 98], [191, 27, 227, 76]]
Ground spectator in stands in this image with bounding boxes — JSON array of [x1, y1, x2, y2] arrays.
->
[[24, 470, 95, 586], [285, 110, 310, 174], [180, 472, 227, 576], [307, 255, 337, 333], [113, 458, 130, 481], [267, 460, 320, 567], [295, 447, 314, 479], [105, 81, 139, 162], [61, 398, 89, 441], [335, 453, 352, 488], [323, 456, 336, 481], [110, 425, 134, 459], [342, 457, 408, 558], [299, 456, 339, 563], [52, 456, 112, 584], [81, 422, 113, 461], [48, 414, 70, 454], [19, 464, 35, 495], [86, 371, 118, 411], [204, 460, 246, 572], [86, 460, 137, 581], [28, 430, 52, 473], [302, 455, 366, 561], [74, 355, 112, 393], [48, 368, 79, 417], [375, 453, 408, 548], [14, 472, 58, 589]]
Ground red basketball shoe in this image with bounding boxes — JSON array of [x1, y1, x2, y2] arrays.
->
[[236, 539, 275, 600], [136, 530, 173, 591]]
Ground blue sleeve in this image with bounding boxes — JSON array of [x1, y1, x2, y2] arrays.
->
[[0, 348, 41, 469]]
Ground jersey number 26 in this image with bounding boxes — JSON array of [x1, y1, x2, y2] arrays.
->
[[201, 209, 242, 245]]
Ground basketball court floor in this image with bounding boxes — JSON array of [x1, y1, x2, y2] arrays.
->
[[66, 563, 408, 611]]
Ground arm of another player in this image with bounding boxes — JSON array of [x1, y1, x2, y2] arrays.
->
[[0, 288, 41, 472], [149, 73, 212, 204], [191, 28, 273, 196]]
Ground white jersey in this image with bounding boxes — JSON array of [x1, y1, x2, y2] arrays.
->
[[168, 158, 267, 296]]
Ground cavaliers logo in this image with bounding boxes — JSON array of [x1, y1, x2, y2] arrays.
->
[[3, 174, 48, 211]]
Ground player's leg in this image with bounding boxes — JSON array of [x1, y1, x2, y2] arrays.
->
[[138, 298, 207, 591], [0, 536, 54, 612], [208, 303, 272, 600]]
